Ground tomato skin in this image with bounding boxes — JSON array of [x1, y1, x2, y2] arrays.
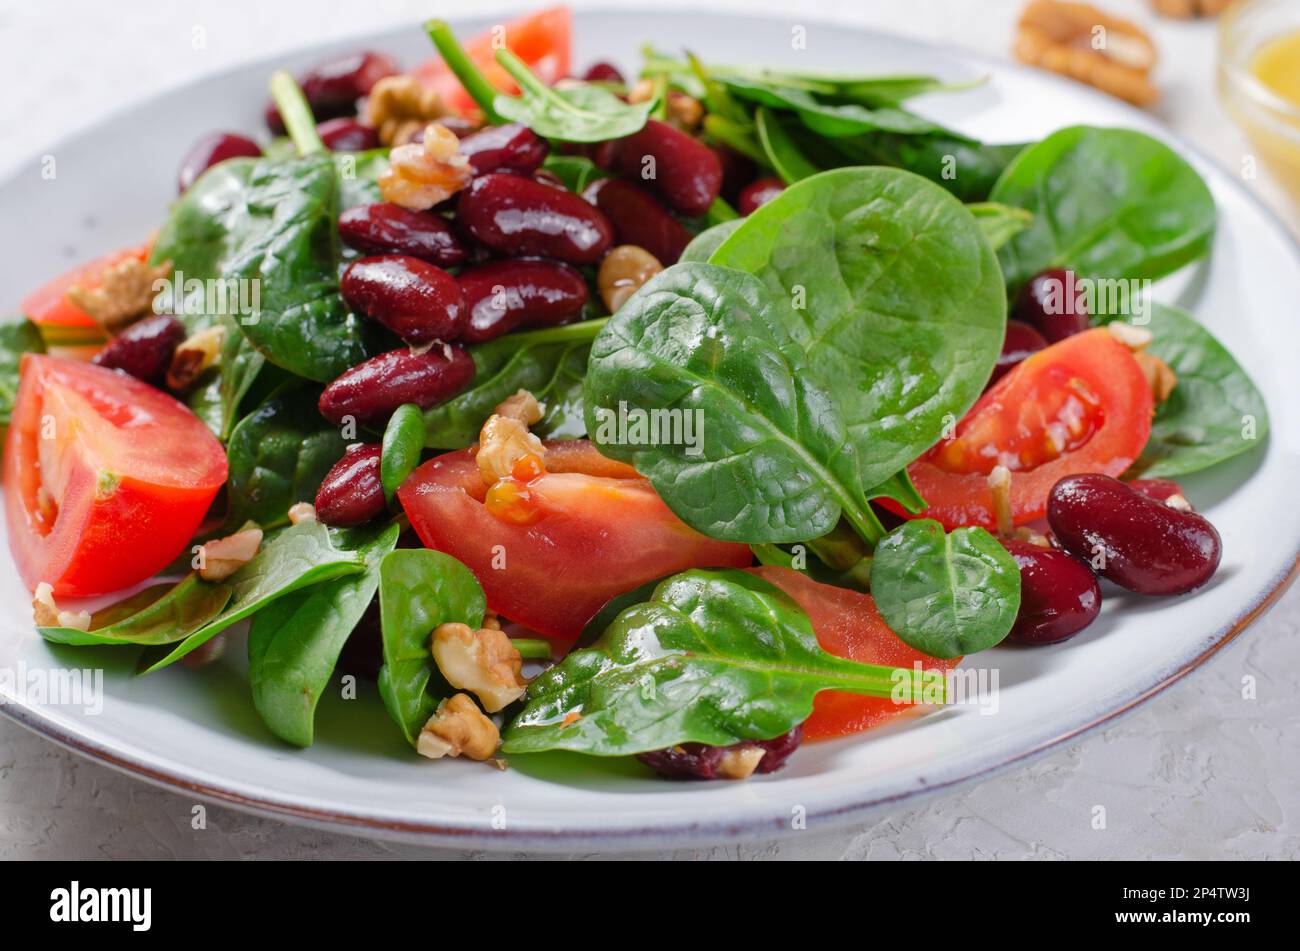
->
[[3, 355, 227, 597], [398, 439, 752, 647], [893, 328, 1153, 530], [21, 242, 153, 329], [415, 6, 572, 116]]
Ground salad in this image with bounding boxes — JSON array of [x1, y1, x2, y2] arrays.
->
[[1, 6, 1269, 781]]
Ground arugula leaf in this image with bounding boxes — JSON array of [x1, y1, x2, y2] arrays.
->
[[989, 126, 1216, 293], [710, 166, 1006, 493], [377, 549, 486, 745], [248, 522, 400, 747], [583, 262, 882, 544], [1131, 304, 1270, 478], [493, 50, 653, 142], [502, 568, 938, 756], [0, 318, 45, 426], [870, 519, 1020, 658], [36, 574, 232, 647], [380, 404, 425, 503]]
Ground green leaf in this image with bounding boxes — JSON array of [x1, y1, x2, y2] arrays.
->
[[755, 107, 820, 184], [376, 549, 486, 745], [36, 574, 233, 647], [710, 166, 1006, 492], [870, 519, 1020, 659], [967, 202, 1033, 251], [141, 520, 366, 673], [539, 154, 608, 194], [826, 132, 1027, 203], [224, 387, 347, 530], [380, 404, 426, 504], [493, 50, 653, 142], [248, 522, 400, 747], [726, 77, 953, 138], [583, 262, 881, 544], [679, 219, 744, 263], [502, 568, 935, 756], [1132, 304, 1270, 478], [0, 318, 45, 426], [989, 126, 1216, 294]]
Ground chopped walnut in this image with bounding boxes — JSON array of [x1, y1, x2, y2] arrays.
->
[[477, 413, 546, 485], [1151, 0, 1232, 18], [1163, 493, 1194, 513], [481, 610, 503, 631], [430, 621, 527, 712], [1015, 1, 1159, 106], [1106, 321, 1153, 350], [287, 502, 317, 525], [417, 693, 500, 761], [988, 464, 1015, 537], [199, 524, 263, 581], [66, 256, 172, 335], [494, 389, 544, 426], [365, 75, 445, 147], [626, 80, 704, 132], [1012, 526, 1053, 548], [32, 582, 91, 631], [1134, 350, 1178, 402], [166, 325, 225, 391], [378, 122, 472, 210], [715, 745, 767, 780]]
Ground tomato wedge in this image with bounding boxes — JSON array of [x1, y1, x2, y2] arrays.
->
[[398, 439, 752, 647], [21, 242, 153, 329], [889, 328, 1153, 530], [415, 5, 572, 116], [752, 566, 959, 740], [3, 355, 227, 597]]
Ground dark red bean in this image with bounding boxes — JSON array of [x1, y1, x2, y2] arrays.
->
[[315, 444, 385, 526], [458, 259, 589, 344], [607, 118, 723, 217], [319, 346, 475, 427], [582, 61, 625, 84], [338, 203, 466, 267], [457, 123, 549, 177], [92, 314, 186, 384], [715, 145, 756, 203], [581, 177, 692, 265], [1001, 539, 1101, 645], [178, 132, 261, 192], [989, 319, 1048, 385], [1127, 478, 1186, 505], [456, 173, 613, 265], [1016, 268, 1091, 343], [341, 255, 466, 345], [265, 50, 399, 132], [1047, 474, 1222, 596], [637, 726, 804, 780], [738, 176, 785, 216], [317, 117, 379, 152]]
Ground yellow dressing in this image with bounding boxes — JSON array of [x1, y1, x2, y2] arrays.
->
[[1251, 30, 1300, 107]]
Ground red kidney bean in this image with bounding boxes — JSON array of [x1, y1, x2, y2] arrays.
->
[[178, 132, 261, 193], [338, 203, 466, 267], [319, 346, 475, 426], [580, 177, 692, 265], [1047, 474, 1222, 595], [341, 255, 466, 346], [582, 61, 625, 84], [714, 145, 756, 203], [1127, 478, 1186, 505], [457, 259, 589, 344], [637, 726, 804, 780], [607, 119, 723, 217], [456, 173, 613, 265], [989, 319, 1048, 385], [317, 117, 379, 152], [738, 176, 786, 216], [1001, 539, 1102, 645], [265, 50, 399, 132], [1016, 268, 1091, 343], [315, 444, 386, 526], [92, 314, 186, 384], [457, 123, 549, 177]]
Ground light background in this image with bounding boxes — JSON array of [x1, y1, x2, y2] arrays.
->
[[0, 0, 1296, 859]]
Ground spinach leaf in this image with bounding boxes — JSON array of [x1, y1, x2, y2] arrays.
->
[[540, 154, 608, 193], [225, 387, 347, 530], [502, 568, 935, 756], [968, 202, 1034, 251], [36, 574, 233, 647], [248, 522, 400, 747], [0, 318, 45, 426], [680, 219, 743, 263], [141, 520, 366, 673], [726, 77, 953, 138], [827, 132, 1027, 203], [989, 126, 1216, 293], [583, 262, 882, 543], [870, 519, 1020, 658], [380, 404, 425, 503], [377, 549, 486, 745], [1132, 304, 1270, 478], [493, 50, 653, 142], [755, 107, 820, 184], [710, 166, 1006, 492]]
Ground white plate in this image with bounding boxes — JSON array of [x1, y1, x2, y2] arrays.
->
[[1, 8, 1297, 850]]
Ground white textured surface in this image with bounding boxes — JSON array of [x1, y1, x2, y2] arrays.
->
[[1, 0, 1297, 860]]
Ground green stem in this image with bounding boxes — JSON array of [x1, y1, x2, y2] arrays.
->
[[702, 114, 767, 165], [825, 662, 948, 704], [498, 317, 608, 349], [425, 19, 505, 123], [511, 638, 553, 661], [750, 543, 795, 569], [269, 71, 324, 155], [495, 49, 555, 103]]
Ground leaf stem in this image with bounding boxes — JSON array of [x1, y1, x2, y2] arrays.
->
[[511, 638, 553, 661], [269, 71, 324, 155], [496, 317, 608, 349], [425, 19, 505, 124]]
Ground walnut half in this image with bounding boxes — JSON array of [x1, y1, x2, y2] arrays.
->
[[417, 693, 500, 761], [430, 622, 528, 713], [1015, 0, 1159, 106]]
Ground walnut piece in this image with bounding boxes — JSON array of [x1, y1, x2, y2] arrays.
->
[[987, 464, 1015, 537], [287, 502, 317, 526], [199, 524, 263, 581], [1106, 321, 1154, 350], [166, 325, 225, 391], [32, 582, 91, 631], [493, 389, 544, 426], [1015, 1, 1159, 106], [1134, 350, 1178, 402], [1151, 0, 1232, 19], [417, 693, 500, 761], [430, 622, 527, 713], [66, 256, 172, 335], [365, 75, 445, 146], [715, 746, 767, 780], [477, 413, 546, 485], [378, 122, 472, 210]]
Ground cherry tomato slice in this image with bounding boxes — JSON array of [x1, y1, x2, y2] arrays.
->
[[889, 328, 1153, 530], [3, 355, 227, 596], [398, 439, 752, 648]]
